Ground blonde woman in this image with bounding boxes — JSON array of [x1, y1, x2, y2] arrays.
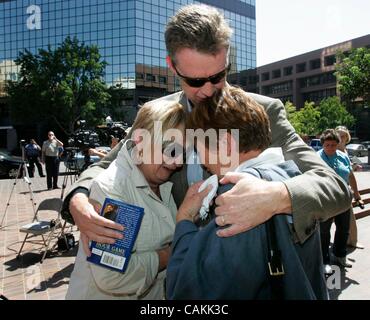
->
[[335, 126, 364, 249]]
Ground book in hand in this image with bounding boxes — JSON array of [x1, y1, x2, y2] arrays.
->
[[87, 198, 144, 273]]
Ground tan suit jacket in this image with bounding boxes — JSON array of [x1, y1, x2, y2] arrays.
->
[[63, 90, 351, 243]]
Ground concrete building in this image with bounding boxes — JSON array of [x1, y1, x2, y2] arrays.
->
[[229, 34, 370, 139]]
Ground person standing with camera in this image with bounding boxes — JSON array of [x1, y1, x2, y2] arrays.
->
[[41, 131, 63, 190], [25, 138, 44, 178]]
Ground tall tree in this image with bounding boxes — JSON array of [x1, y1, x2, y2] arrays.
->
[[335, 47, 370, 105], [317, 96, 355, 133], [289, 101, 321, 136], [6, 36, 110, 135]]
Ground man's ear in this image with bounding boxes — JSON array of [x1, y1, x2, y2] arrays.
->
[[166, 56, 176, 74]]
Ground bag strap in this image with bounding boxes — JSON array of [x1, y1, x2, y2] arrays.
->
[[252, 168, 285, 300]]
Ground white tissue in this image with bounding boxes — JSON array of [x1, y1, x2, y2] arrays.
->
[[198, 175, 218, 220]]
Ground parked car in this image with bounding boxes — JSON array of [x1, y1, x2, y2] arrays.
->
[[0, 150, 24, 179], [309, 139, 322, 151], [346, 144, 368, 157]]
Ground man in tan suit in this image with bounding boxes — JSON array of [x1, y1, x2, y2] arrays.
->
[[62, 4, 351, 254]]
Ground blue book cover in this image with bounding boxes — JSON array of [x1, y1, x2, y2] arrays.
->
[[87, 198, 145, 273]]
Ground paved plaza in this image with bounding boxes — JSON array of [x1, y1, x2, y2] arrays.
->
[[0, 165, 369, 300]]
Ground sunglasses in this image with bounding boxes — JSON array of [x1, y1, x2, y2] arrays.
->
[[173, 63, 230, 88]]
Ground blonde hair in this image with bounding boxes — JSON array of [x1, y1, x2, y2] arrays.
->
[[131, 100, 186, 146], [335, 126, 351, 144]]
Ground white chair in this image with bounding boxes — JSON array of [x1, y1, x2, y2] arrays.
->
[[18, 198, 63, 263]]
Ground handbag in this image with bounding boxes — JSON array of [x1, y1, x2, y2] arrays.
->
[[57, 233, 75, 251]]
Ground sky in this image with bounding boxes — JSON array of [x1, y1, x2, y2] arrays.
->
[[256, 0, 370, 66]]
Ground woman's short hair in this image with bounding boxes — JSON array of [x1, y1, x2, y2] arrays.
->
[[320, 129, 340, 144], [335, 126, 351, 144], [165, 4, 232, 62], [131, 100, 186, 146], [187, 86, 271, 153]]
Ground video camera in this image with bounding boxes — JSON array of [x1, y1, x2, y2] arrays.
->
[[67, 120, 100, 151], [96, 116, 128, 147], [65, 120, 101, 173]]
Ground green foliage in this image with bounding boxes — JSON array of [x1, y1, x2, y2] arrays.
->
[[6, 36, 111, 134], [285, 97, 355, 136], [317, 96, 355, 132], [284, 100, 296, 121], [335, 47, 370, 105], [290, 101, 320, 136]]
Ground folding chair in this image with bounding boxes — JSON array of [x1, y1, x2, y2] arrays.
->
[[18, 197, 63, 263]]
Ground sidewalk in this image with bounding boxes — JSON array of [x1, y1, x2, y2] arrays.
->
[[0, 172, 79, 300], [0, 170, 369, 300]]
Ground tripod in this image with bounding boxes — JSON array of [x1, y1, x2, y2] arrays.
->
[[60, 155, 80, 200], [0, 142, 37, 229], [57, 150, 81, 244]]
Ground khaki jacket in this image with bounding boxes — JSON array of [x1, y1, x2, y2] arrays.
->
[[66, 144, 177, 300], [64, 90, 351, 243]]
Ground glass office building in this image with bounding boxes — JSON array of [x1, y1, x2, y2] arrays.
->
[[0, 0, 256, 126]]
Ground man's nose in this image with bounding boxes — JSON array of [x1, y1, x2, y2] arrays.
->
[[200, 81, 216, 98]]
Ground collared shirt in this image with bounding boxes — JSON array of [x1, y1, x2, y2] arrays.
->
[[317, 149, 351, 183], [234, 147, 285, 172], [42, 139, 59, 157], [66, 141, 177, 300]]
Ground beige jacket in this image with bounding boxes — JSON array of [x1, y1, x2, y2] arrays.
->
[[64, 90, 351, 243], [66, 143, 177, 300]]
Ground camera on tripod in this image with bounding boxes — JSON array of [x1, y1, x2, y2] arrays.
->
[[96, 116, 128, 147], [67, 120, 100, 151], [65, 120, 101, 173]]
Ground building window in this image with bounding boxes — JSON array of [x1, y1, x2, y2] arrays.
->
[[261, 72, 270, 81], [283, 66, 293, 76], [248, 75, 259, 85], [146, 73, 156, 81], [136, 72, 144, 80], [159, 76, 167, 84], [296, 62, 306, 73], [324, 55, 336, 66], [272, 69, 281, 79], [310, 59, 321, 70], [262, 81, 292, 95], [302, 88, 337, 104]]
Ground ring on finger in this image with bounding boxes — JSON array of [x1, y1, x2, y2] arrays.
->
[[221, 215, 226, 225]]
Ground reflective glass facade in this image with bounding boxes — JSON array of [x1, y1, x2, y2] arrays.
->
[[0, 0, 256, 112]]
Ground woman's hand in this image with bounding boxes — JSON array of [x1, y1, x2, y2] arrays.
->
[[176, 181, 212, 223]]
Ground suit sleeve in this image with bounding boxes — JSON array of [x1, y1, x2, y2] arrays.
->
[[263, 97, 352, 243]]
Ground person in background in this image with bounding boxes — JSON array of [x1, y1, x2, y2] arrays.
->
[[88, 136, 121, 159], [41, 131, 63, 190], [24, 138, 44, 178], [317, 129, 358, 274], [335, 125, 365, 249]]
